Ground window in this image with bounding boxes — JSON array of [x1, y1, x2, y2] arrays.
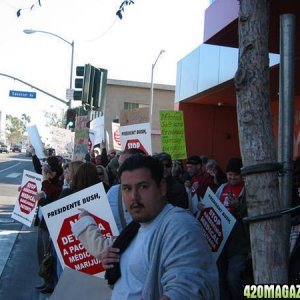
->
[[123, 102, 149, 110]]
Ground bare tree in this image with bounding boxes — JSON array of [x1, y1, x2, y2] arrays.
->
[[235, 0, 288, 283], [44, 110, 65, 128]]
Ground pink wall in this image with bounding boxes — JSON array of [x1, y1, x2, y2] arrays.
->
[[203, 0, 239, 43]]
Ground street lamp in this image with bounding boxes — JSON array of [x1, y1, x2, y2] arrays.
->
[[23, 29, 74, 108], [150, 49, 165, 124]]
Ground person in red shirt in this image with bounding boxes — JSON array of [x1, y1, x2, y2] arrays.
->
[[215, 157, 252, 300], [185, 155, 214, 199]]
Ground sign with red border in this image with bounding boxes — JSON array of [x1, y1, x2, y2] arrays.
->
[[11, 170, 43, 227], [197, 188, 236, 259]]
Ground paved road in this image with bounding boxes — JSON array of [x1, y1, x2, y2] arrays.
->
[[0, 153, 49, 299]]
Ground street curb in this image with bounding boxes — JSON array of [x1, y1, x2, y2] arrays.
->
[[0, 225, 20, 277]]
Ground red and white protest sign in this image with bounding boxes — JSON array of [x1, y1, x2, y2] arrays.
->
[[198, 207, 223, 253], [57, 213, 113, 275], [125, 139, 148, 155], [120, 122, 152, 155], [11, 170, 43, 227], [41, 183, 119, 278], [112, 122, 121, 151], [18, 181, 38, 214], [197, 188, 236, 259]]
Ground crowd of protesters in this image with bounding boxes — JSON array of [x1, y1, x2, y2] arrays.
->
[[27, 143, 300, 299]]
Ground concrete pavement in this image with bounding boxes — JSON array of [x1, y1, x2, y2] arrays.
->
[[0, 190, 21, 277], [0, 203, 20, 276], [0, 191, 50, 299]]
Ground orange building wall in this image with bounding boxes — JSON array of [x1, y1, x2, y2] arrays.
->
[[179, 96, 300, 170], [179, 103, 240, 170]]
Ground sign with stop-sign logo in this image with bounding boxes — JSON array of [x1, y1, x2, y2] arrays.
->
[[120, 122, 152, 155], [197, 188, 236, 260], [57, 213, 113, 275], [41, 183, 118, 278], [11, 170, 43, 227], [125, 139, 148, 155]]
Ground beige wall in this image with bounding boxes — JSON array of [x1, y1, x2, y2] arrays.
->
[[104, 79, 175, 153]]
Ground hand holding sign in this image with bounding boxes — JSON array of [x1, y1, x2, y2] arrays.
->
[[101, 247, 120, 269]]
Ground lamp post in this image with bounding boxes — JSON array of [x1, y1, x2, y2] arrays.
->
[[23, 29, 74, 108], [149, 49, 165, 125]]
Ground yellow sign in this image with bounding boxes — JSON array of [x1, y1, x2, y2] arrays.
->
[[160, 111, 187, 160]]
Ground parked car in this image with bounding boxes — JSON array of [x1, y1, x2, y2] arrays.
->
[[11, 145, 22, 153], [0, 144, 9, 153]]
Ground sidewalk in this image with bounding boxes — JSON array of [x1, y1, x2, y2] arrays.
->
[[0, 203, 20, 276], [0, 224, 51, 300]]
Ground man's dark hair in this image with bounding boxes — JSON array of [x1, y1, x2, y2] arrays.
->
[[153, 152, 172, 163], [118, 154, 163, 186], [186, 155, 202, 166]]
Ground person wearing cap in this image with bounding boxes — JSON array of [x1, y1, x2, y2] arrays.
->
[[215, 157, 251, 300], [185, 155, 214, 213], [155, 152, 188, 209]]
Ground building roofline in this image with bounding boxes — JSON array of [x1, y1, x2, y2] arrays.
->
[[107, 78, 175, 91]]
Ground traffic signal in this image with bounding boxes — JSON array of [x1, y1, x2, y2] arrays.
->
[[93, 68, 108, 111], [73, 66, 84, 101], [66, 108, 76, 129], [73, 64, 95, 104], [73, 64, 107, 111]]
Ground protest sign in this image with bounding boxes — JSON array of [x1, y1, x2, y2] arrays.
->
[[75, 115, 89, 130], [41, 183, 119, 278], [90, 116, 105, 146], [112, 122, 121, 151], [88, 129, 96, 152], [160, 111, 187, 160], [120, 122, 152, 155], [11, 170, 43, 227], [197, 188, 236, 260], [27, 125, 45, 159], [50, 127, 74, 159], [73, 129, 89, 161]]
